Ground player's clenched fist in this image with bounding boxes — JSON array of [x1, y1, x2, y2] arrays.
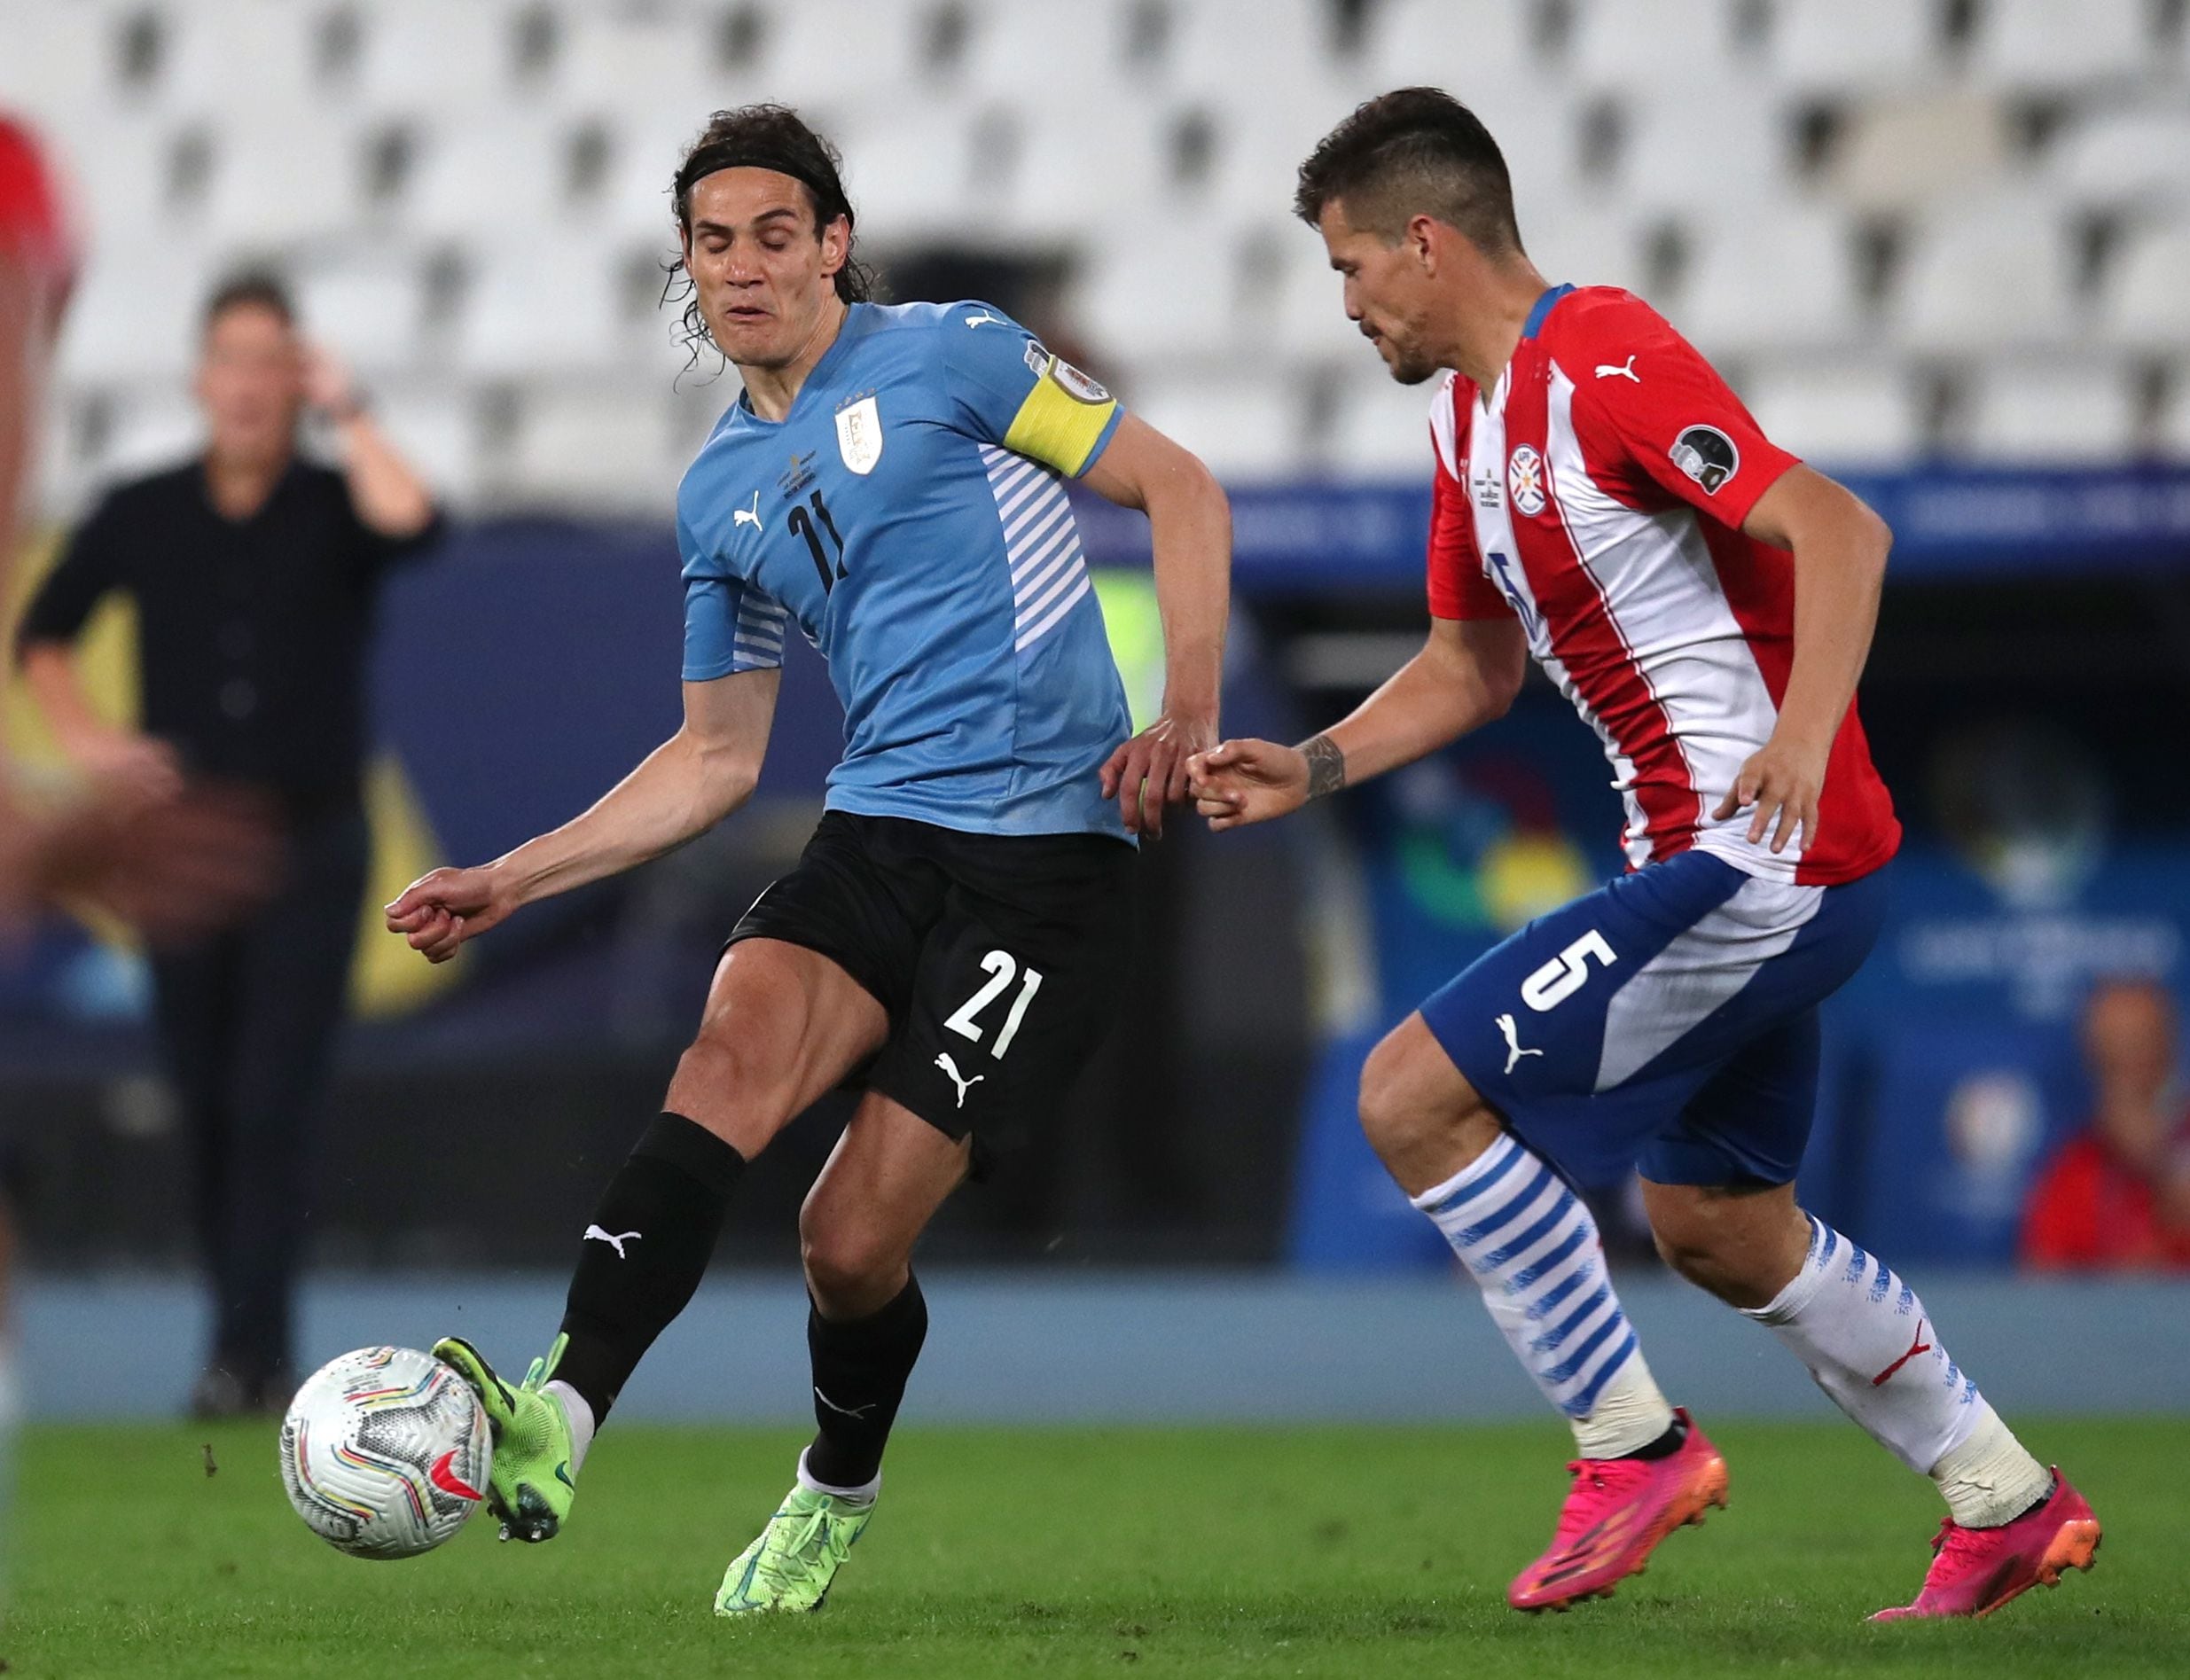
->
[[1186, 738, 1314, 832], [385, 863, 515, 964]]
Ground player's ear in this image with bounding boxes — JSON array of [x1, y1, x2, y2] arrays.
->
[[818, 214, 850, 282], [1407, 213, 1440, 272]]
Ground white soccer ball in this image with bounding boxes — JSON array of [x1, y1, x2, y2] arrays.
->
[[278, 1346, 492, 1559]]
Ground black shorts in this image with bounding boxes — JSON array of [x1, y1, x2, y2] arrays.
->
[[725, 811, 1138, 1145]]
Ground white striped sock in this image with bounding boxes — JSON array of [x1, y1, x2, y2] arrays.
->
[[1412, 1133, 1662, 1444], [1741, 1216, 2008, 1483]]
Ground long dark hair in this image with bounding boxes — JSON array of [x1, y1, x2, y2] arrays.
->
[[662, 104, 877, 368]]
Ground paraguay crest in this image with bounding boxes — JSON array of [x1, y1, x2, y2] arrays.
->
[[1506, 444, 1547, 516], [835, 394, 883, 474]]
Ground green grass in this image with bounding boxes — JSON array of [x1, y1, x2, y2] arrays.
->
[[8, 1418, 2185, 1677]]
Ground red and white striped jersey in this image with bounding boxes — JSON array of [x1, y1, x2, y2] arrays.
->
[[1427, 285, 1898, 886]]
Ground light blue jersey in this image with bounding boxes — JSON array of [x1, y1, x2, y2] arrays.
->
[[678, 301, 1134, 839]]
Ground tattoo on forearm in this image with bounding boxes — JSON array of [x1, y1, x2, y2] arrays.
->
[[1300, 734, 1347, 801]]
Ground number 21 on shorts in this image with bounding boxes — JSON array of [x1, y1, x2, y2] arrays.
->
[[1521, 929, 1615, 1012], [944, 949, 1044, 1059]]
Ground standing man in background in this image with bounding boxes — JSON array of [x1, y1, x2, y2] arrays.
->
[[16, 272, 442, 1417]]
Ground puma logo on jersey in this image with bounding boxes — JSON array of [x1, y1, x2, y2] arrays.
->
[[583, 1225, 641, 1260], [934, 1051, 985, 1108], [1595, 355, 1640, 382], [963, 309, 1006, 330], [1496, 1013, 1545, 1075], [733, 491, 763, 531]]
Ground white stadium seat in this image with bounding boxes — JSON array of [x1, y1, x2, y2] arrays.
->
[[0, 0, 128, 130], [1128, 367, 1306, 481], [2100, 218, 2190, 353], [1890, 195, 2082, 354], [1070, 224, 1249, 367], [1607, 84, 1796, 217], [1518, 203, 1657, 299], [1162, 0, 1336, 107], [158, 0, 330, 115], [396, 115, 589, 244], [36, 109, 187, 265], [500, 383, 683, 514], [453, 243, 635, 379], [1967, 0, 2159, 95], [958, 0, 1131, 104], [825, 106, 984, 246], [199, 113, 372, 248], [1740, 362, 1926, 466], [745, 0, 933, 116], [992, 100, 1174, 242], [1359, 0, 1540, 91], [1765, 0, 1944, 97], [1957, 359, 2141, 463], [1322, 366, 1438, 478], [293, 254, 434, 379], [352, 0, 534, 118], [1676, 207, 1865, 359], [372, 385, 485, 509], [54, 242, 217, 387], [1567, 0, 1748, 97], [542, 3, 756, 119], [2052, 105, 2190, 214], [1830, 92, 2015, 214]]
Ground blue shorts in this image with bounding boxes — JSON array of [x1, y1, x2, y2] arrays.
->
[[1419, 850, 1890, 1188]]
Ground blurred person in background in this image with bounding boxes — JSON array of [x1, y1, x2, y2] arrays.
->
[[2022, 977, 2190, 1270], [14, 271, 442, 1418]]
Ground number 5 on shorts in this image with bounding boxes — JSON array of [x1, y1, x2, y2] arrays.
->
[[1521, 929, 1615, 1012], [943, 949, 1044, 1059]]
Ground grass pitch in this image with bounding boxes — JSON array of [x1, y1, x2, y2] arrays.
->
[[9, 1418, 2184, 1677]]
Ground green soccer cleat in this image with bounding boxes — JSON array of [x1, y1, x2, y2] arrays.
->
[[431, 1333, 579, 1543], [714, 1481, 875, 1615]]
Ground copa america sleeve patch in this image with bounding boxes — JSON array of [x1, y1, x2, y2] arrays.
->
[[1670, 425, 1739, 494]]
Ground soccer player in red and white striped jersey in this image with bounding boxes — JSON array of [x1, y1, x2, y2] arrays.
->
[[1191, 89, 2098, 1623]]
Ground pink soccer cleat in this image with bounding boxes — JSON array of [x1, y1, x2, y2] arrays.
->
[[1507, 1408, 1729, 1612], [1869, 1470, 2100, 1621]]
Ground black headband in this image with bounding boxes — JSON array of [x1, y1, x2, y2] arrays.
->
[[677, 141, 853, 227]]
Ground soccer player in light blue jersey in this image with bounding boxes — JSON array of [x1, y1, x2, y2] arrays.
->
[[387, 105, 1232, 1613]]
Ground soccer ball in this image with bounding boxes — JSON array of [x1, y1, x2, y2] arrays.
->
[[278, 1346, 491, 1559]]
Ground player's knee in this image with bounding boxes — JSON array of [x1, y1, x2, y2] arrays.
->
[[1357, 1026, 1493, 1174], [669, 1021, 795, 1157], [798, 1207, 908, 1315]]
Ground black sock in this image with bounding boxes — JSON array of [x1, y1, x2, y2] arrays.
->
[[1622, 1415, 1690, 1461], [551, 1113, 743, 1422], [802, 1275, 928, 1492]]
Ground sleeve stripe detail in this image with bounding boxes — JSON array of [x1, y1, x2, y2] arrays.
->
[[1014, 572, 1091, 652], [981, 443, 1093, 655]]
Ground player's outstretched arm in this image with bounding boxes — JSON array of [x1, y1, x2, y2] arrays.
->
[[1081, 414, 1230, 838], [1189, 616, 1526, 831], [386, 668, 779, 963], [1710, 464, 1891, 854]]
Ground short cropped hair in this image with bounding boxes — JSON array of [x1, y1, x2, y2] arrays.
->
[[203, 271, 295, 333], [1294, 88, 1522, 254]]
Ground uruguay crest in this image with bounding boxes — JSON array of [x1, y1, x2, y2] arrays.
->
[[835, 395, 883, 474]]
